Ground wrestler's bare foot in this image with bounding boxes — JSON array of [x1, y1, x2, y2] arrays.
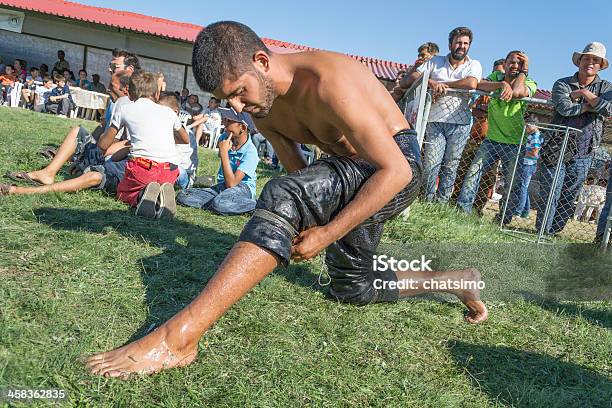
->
[[456, 268, 488, 324], [26, 170, 55, 185], [86, 324, 198, 379]]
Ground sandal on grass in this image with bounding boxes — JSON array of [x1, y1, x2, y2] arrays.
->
[[39, 147, 58, 160], [0, 183, 14, 195], [4, 171, 43, 186]]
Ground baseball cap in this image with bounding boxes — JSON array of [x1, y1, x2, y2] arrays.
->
[[218, 107, 249, 127]]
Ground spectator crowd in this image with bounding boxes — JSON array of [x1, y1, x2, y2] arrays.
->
[[392, 29, 611, 243]]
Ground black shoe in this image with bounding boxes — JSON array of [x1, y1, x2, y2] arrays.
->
[[135, 182, 161, 218]]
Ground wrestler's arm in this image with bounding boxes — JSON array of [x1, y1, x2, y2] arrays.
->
[[292, 73, 413, 260], [326, 101, 412, 236], [261, 128, 308, 173]]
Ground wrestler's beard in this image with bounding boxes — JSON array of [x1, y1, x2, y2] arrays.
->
[[252, 71, 277, 118]]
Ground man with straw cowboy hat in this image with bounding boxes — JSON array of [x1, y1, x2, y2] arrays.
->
[[537, 42, 612, 235]]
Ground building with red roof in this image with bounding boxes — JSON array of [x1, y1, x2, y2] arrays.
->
[[0, 0, 407, 99]]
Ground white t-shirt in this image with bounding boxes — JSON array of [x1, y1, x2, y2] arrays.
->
[[175, 127, 199, 174], [34, 85, 50, 107], [111, 98, 182, 164], [418, 54, 482, 124], [111, 96, 133, 141]]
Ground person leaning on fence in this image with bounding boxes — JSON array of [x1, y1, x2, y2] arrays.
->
[[390, 70, 408, 102], [451, 93, 494, 215], [177, 107, 259, 215], [392, 42, 440, 103], [456, 51, 536, 223], [401, 27, 482, 203], [493, 59, 505, 74], [536, 42, 612, 235]]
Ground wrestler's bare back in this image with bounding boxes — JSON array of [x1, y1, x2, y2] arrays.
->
[[252, 51, 410, 161]]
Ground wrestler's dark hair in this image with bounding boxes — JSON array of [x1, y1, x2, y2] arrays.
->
[[493, 58, 505, 69], [192, 21, 270, 93]]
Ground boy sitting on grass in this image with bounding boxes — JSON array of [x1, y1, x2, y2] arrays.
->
[[98, 71, 189, 219], [156, 92, 204, 192], [176, 107, 259, 215]]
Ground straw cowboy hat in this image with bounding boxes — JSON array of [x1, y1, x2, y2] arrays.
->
[[572, 42, 609, 70]]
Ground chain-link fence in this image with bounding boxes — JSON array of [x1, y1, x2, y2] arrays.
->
[[398, 74, 611, 245]]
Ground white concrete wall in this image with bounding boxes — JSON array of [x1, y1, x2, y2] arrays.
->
[[0, 10, 210, 100], [0, 30, 84, 74]]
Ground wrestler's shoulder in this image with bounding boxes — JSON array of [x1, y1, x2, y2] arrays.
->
[[298, 50, 369, 73]]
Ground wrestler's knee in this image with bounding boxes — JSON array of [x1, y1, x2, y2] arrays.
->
[[239, 177, 302, 265], [256, 177, 301, 224]]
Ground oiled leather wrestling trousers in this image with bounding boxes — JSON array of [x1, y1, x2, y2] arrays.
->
[[239, 129, 422, 305]]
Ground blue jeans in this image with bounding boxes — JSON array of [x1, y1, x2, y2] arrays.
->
[[176, 167, 193, 192], [536, 157, 593, 235], [422, 122, 471, 202], [251, 133, 274, 160], [457, 139, 523, 223], [515, 163, 538, 217], [596, 165, 612, 238], [176, 182, 256, 215]]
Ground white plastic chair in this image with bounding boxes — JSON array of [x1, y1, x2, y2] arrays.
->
[[178, 110, 192, 127], [207, 125, 225, 150], [9, 82, 23, 107]]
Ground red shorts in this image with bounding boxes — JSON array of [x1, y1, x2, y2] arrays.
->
[[117, 157, 179, 207]]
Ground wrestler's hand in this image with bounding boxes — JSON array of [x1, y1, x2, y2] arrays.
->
[[291, 226, 335, 262]]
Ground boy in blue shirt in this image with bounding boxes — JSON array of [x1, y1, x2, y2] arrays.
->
[[177, 107, 259, 215], [515, 123, 542, 218], [45, 73, 74, 116]]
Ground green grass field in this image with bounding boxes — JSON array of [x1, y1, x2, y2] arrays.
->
[[0, 107, 610, 407]]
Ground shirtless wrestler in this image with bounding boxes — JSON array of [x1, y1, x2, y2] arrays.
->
[[86, 21, 488, 378]]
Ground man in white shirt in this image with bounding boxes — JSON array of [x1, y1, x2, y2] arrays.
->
[[402, 27, 482, 203]]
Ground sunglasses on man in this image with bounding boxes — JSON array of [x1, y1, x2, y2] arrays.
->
[[108, 62, 126, 73]]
